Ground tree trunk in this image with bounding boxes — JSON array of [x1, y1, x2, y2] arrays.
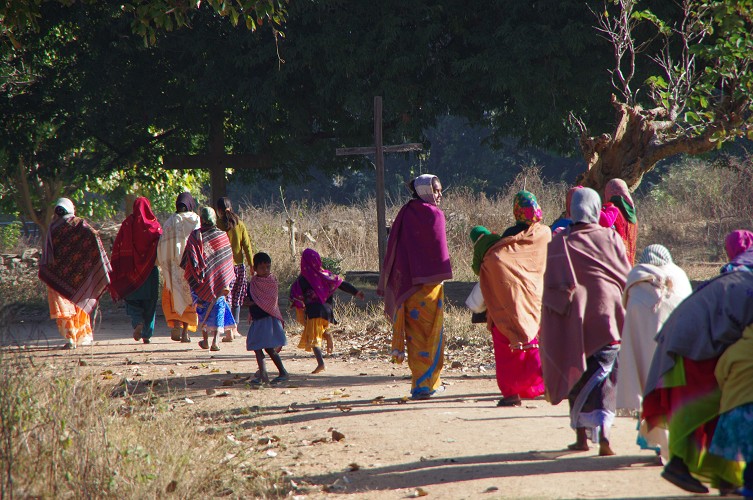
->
[[575, 95, 718, 194], [14, 159, 62, 244]]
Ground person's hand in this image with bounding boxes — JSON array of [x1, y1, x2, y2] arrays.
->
[[356, 291, 365, 300]]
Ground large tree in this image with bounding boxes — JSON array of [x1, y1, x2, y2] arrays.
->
[[572, 0, 753, 191]]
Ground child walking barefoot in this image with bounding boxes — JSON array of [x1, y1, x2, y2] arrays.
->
[[290, 248, 364, 374], [246, 253, 288, 384]]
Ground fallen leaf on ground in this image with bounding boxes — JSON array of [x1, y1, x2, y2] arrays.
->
[[337, 405, 352, 413], [410, 487, 429, 497], [348, 463, 360, 471], [332, 430, 345, 442]]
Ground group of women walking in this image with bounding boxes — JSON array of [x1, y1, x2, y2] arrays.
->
[[38, 175, 752, 497], [379, 174, 751, 497], [39, 193, 252, 351]]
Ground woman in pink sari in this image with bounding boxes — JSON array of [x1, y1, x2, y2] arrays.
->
[[378, 174, 453, 400]]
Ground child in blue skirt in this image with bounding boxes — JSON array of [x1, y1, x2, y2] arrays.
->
[[246, 252, 288, 384]]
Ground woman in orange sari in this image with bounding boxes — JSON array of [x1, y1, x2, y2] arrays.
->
[[38, 198, 112, 349]]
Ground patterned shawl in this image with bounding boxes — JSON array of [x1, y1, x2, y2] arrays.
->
[[290, 248, 343, 308], [180, 225, 234, 303], [109, 197, 162, 301], [378, 198, 453, 319], [38, 215, 112, 315], [248, 273, 284, 323]]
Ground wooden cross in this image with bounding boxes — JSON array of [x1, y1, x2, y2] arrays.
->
[[163, 112, 271, 205], [336, 96, 422, 272]]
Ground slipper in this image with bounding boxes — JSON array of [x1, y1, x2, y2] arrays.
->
[[170, 327, 182, 342], [567, 442, 590, 451], [221, 336, 233, 343], [210, 344, 220, 352], [198, 339, 209, 350], [497, 395, 522, 407], [661, 466, 709, 494], [249, 378, 265, 385], [270, 375, 289, 384]]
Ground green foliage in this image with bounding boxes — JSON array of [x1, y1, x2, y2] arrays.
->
[[320, 256, 343, 276], [0, 221, 22, 251]]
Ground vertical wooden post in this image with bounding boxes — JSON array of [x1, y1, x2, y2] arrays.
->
[[287, 218, 297, 258], [374, 96, 387, 273]]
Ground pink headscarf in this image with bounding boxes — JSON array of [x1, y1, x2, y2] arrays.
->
[[725, 230, 753, 261], [292, 248, 343, 305], [605, 178, 634, 207]]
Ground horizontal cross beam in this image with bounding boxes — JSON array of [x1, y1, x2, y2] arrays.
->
[[335, 143, 422, 156]]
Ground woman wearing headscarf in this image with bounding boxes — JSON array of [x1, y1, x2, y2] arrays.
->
[[472, 190, 551, 407], [721, 229, 753, 273], [603, 178, 638, 264], [180, 207, 238, 352], [642, 232, 753, 494], [109, 197, 162, 344], [550, 185, 583, 235], [616, 244, 692, 460], [378, 174, 453, 400], [38, 198, 112, 349], [216, 197, 253, 340], [157, 192, 200, 343], [539, 187, 631, 455], [642, 269, 751, 495]]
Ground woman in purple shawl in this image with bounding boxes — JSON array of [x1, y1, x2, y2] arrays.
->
[[378, 174, 453, 400], [540, 187, 630, 455]]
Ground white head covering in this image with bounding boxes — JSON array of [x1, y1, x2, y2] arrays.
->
[[55, 198, 75, 216], [413, 174, 438, 205], [569, 187, 601, 224], [639, 244, 673, 266]]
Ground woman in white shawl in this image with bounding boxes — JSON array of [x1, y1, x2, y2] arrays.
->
[[616, 244, 692, 460]]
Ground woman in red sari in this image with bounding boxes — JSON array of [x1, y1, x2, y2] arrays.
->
[[109, 197, 162, 344]]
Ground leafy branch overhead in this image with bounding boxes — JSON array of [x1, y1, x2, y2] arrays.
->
[[574, 0, 753, 191], [1, 0, 287, 45]]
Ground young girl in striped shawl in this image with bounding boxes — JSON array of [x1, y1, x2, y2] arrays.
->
[[246, 252, 288, 384]]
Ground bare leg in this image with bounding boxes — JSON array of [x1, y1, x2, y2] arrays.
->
[[323, 331, 334, 355], [568, 427, 589, 451], [311, 347, 325, 374], [599, 427, 615, 456], [180, 322, 190, 343], [253, 350, 269, 383]]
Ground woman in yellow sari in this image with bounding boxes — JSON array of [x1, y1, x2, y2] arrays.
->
[[378, 174, 453, 400]]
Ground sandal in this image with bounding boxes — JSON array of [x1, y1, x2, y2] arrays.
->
[[271, 375, 289, 384], [198, 339, 209, 350], [661, 462, 709, 494], [170, 327, 182, 342], [497, 395, 522, 407], [210, 344, 220, 352], [249, 378, 266, 385]]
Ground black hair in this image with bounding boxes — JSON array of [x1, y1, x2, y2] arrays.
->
[[54, 206, 69, 217], [216, 197, 240, 230], [253, 252, 272, 267]]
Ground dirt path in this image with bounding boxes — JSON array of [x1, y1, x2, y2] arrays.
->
[[4, 308, 700, 500]]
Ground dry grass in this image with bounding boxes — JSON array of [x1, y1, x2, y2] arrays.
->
[[0, 352, 289, 498]]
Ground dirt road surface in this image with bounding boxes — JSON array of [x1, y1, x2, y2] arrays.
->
[[3, 310, 699, 500]]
